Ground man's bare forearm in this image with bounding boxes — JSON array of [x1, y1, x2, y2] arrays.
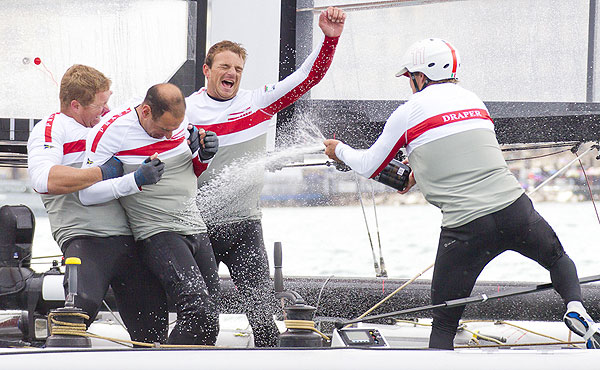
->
[[46, 165, 103, 194]]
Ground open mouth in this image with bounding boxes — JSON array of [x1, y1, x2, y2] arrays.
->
[[221, 80, 234, 89]]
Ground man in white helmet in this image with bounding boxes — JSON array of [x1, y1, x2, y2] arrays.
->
[[324, 38, 600, 350]]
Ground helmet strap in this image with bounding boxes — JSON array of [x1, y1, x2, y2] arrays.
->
[[410, 73, 429, 93]]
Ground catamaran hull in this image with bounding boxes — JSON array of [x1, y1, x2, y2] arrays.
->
[[0, 346, 598, 370], [2, 269, 600, 322]]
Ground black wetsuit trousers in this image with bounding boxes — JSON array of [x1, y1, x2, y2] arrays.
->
[[429, 193, 583, 350], [139, 231, 220, 345], [208, 220, 280, 347], [62, 235, 168, 343]]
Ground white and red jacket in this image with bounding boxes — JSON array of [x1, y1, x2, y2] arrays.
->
[[186, 35, 339, 225], [27, 112, 131, 248], [336, 83, 524, 227], [79, 104, 209, 240]]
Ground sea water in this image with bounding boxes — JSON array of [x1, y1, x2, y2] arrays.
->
[[28, 199, 600, 283]]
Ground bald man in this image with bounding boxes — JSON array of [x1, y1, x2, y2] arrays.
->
[[79, 83, 221, 345]]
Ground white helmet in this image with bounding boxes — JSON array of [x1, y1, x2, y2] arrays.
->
[[395, 38, 460, 81]]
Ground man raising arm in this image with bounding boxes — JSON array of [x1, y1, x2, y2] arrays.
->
[[186, 6, 346, 347]]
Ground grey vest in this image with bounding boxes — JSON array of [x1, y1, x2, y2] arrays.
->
[[409, 129, 524, 228], [41, 162, 131, 248], [120, 151, 207, 240]]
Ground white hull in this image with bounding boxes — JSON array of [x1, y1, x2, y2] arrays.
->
[[2, 313, 598, 369], [1, 345, 598, 370]]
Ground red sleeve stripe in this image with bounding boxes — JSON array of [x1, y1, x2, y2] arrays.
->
[[262, 36, 338, 116], [370, 108, 492, 178], [115, 137, 184, 157], [195, 37, 338, 137], [90, 107, 132, 153], [44, 113, 58, 142], [63, 140, 86, 154], [192, 156, 208, 177], [369, 137, 407, 179], [195, 109, 271, 136]]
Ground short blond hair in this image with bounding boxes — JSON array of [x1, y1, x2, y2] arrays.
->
[[205, 40, 247, 68], [59, 64, 111, 110], [429, 78, 459, 85]]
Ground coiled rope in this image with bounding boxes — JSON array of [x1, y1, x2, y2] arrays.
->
[[283, 319, 330, 341], [47, 311, 89, 337], [47, 311, 214, 348]]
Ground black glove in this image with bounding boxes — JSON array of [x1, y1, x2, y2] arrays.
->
[[99, 156, 123, 180], [188, 125, 200, 155], [199, 130, 219, 160], [134, 156, 164, 187]]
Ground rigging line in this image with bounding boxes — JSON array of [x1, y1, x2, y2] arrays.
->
[[102, 300, 126, 330], [31, 254, 62, 260], [313, 274, 335, 322], [527, 145, 598, 196], [460, 326, 505, 345], [577, 157, 600, 225], [495, 320, 573, 344], [505, 148, 572, 162], [370, 181, 387, 277], [354, 172, 381, 276], [280, 162, 327, 168], [501, 141, 581, 152], [454, 340, 586, 349], [345, 262, 434, 328], [40, 61, 59, 87], [337, 274, 600, 327]]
